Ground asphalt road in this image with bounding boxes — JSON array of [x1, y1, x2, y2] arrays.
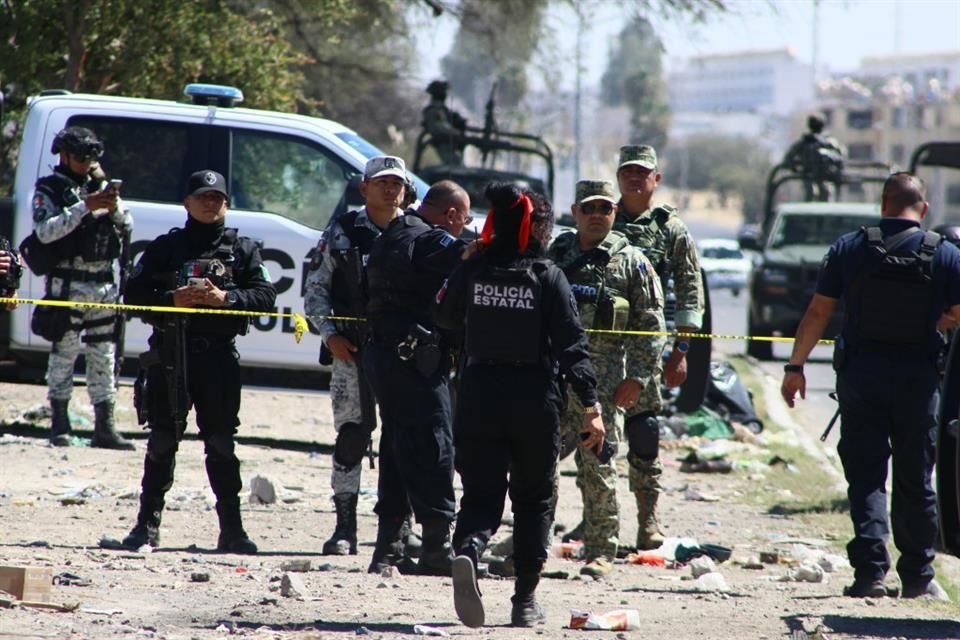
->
[[692, 220, 841, 445]]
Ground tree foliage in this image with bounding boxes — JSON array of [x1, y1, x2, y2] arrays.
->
[[600, 14, 669, 148], [662, 133, 772, 221]]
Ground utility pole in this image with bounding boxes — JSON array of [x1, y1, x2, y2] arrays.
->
[[574, 0, 583, 184]]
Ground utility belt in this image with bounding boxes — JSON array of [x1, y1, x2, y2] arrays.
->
[[49, 268, 113, 283], [372, 322, 445, 378], [185, 334, 236, 354]]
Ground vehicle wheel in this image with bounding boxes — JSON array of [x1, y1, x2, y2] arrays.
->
[[746, 318, 774, 360]]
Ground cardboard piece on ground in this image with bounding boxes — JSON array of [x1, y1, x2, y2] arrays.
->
[[0, 566, 53, 602]]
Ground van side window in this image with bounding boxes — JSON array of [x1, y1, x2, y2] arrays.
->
[[68, 116, 192, 203], [231, 129, 356, 230]]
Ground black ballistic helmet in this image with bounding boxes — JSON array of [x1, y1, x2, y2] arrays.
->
[[51, 126, 104, 160], [933, 224, 960, 249]]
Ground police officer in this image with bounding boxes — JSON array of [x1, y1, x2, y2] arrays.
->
[[0, 239, 22, 309], [303, 156, 411, 560], [32, 126, 133, 449], [547, 180, 665, 578], [120, 170, 277, 554], [364, 180, 471, 575], [436, 183, 602, 628], [782, 172, 960, 599], [613, 144, 704, 550]]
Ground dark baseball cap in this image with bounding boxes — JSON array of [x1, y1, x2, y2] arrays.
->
[[186, 170, 228, 198]]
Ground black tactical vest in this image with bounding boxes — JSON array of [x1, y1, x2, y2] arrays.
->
[[34, 171, 121, 264], [366, 215, 433, 322], [465, 262, 544, 364], [850, 226, 940, 350], [171, 227, 248, 336], [329, 210, 380, 323], [560, 236, 631, 331]]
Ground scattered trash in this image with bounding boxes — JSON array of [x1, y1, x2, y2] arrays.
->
[[551, 541, 584, 559], [817, 554, 848, 573], [80, 607, 123, 615], [190, 572, 210, 583], [540, 570, 570, 580], [53, 572, 91, 587], [674, 543, 731, 564], [625, 551, 665, 567], [380, 566, 400, 579], [355, 627, 370, 635], [569, 608, 640, 631], [789, 563, 826, 583], [680, 452, 733, 473], [758, 551, 779, 564], [693, 572, 729, 592], [413, 624, 449, 636]]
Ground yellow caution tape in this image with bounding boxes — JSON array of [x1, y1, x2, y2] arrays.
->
[[0, 296, 311, 344], [0, 297, 835, 347]]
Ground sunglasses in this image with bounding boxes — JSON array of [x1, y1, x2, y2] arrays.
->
[[580, 202, 614, 216]]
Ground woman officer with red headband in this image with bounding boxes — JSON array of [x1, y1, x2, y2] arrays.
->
[[435, 183, 603, 628]]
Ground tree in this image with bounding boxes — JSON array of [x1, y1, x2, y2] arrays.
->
[[600, 15, 670, 148], [662, 134, 772, 222]]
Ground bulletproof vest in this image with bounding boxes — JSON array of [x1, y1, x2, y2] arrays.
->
[[560, 236, 630, 331], [171, 227, 248, 336], [465, 262, 544, 364], [849, 226, 940, 351], [34, 171, 121, 264], [329, 210, 380, 326], [366, 214, 433, 322]]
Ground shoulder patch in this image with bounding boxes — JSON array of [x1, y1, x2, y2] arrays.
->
[[259, 264, 271, 281], [439, 233, 455, 248]]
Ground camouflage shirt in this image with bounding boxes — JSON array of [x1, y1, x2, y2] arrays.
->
[[547, 229, 666, 386], [613, 202, 703, 330]]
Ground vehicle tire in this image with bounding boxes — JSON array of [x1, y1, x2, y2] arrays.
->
[[746, 318, 774, 360]]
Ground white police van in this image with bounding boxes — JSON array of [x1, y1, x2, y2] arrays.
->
[[3, 84, 428, 382]]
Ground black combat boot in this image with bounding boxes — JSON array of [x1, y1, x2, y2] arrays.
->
[[49, 399, 72, 447], [215, 500, 258, 555], [417, 519, 453, 576], [92, 401, 135, 450], [510, 573, 546, 627], [321, 493, 358, 555], [122, 497, 163, 549], [368, 516, 416, 574]]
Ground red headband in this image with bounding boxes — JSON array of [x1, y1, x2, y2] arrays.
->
[[480, 193, 535, 251]]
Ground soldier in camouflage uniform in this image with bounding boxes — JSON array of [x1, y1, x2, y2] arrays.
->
[[422, 80, 468, 166], [613, 145, 704, 550], [303, 156, 417, 565], [33, 126, 134, 450], [548, 180, 665, 577]]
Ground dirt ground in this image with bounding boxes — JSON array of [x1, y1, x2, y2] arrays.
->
[[1, 369, 959, 640]]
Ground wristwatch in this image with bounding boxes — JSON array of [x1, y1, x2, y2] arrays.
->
[[674, 340, 690, 354], [583, 401, 602, 416], [225, 290, 239, 307], [784, 364, 804, 374]]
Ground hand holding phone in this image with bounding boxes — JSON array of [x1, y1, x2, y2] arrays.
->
[[187, 277, 206, 289], [108, 178, 123, 193]]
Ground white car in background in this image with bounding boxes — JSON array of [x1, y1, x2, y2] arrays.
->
[[698, 238, 752, 296]]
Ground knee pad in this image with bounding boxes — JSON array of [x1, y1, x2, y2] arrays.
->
[[204, 432, 236, 460], [334, 422, 372, 467], [146, 429, 179, 463], [625, 412, 659, 460]]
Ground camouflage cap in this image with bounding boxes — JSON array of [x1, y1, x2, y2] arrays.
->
[[618, 145, 658, 170], [575, 180, 617, 204], [364, 155, 407, 181]]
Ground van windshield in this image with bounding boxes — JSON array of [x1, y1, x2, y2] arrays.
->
[[336, 132, 430, 196], [769, 213, 880, 249]]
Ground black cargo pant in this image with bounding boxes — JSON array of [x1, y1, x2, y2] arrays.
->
[[364, 342, 456, 525], [140, 337, 243, 505], [836, 351, 938, 589], [452, 363, 562, 576]]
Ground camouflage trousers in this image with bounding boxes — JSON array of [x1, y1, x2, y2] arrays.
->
[[329, 356, 365, 495], [555, 350, 627, 561], [46, 279, 118, 405]]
